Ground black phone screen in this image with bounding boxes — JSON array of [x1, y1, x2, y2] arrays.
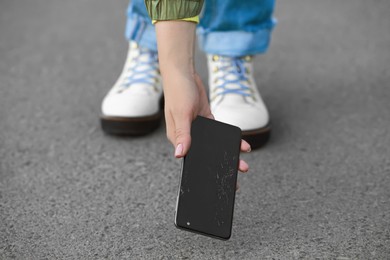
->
[[175, 116, 242, 240]]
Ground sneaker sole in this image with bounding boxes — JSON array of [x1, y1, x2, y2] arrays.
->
[[101, 95, 164, 136], [242, 124, 271, 150], [100, 112, 163, 136]]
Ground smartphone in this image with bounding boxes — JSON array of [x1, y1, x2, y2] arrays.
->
[[174, 116, 242, 240]]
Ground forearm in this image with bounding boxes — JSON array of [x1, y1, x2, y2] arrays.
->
[[155, 21, 197, 84]]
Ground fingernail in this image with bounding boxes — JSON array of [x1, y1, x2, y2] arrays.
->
[[247, 146, 252, 153], [175, 143, 183, 157]]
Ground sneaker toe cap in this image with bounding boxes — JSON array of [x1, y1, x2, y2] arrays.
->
[[212, 105, 269, 131], [102, 92, 160, 117]]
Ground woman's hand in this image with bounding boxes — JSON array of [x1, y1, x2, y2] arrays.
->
[[163, 71, 213, 157], [163, 69, 251, 174]]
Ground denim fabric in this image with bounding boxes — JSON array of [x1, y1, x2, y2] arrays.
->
[[125, 2, 158, 52], [125, 0, 276, 56]]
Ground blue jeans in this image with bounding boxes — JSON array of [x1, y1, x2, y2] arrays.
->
[[125, 0, 276, 57]]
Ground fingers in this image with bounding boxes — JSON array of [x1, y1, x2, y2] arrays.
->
[[165, 109, 192, 158], [239, 140, 250, 172], [173, 116, 192, 158], [240, 139, 251, 153], [165, 110, 174, 144], [238, 159, 249, 173]]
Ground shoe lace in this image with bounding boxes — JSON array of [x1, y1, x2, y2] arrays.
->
[[122, 48, 159, 88], [213, 56, 253, 98]]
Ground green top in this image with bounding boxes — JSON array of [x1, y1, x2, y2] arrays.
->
[[144, 0, 204, 20]]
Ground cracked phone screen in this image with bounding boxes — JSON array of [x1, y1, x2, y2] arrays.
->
[[175, 116, 241, 240]]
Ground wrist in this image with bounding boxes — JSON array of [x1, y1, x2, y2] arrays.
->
[[159, 59, 196, 79], [160, 68, 197, 94]]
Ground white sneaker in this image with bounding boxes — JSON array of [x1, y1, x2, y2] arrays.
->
[[101, 41, 163, 135], [208, 55, 271, 148]]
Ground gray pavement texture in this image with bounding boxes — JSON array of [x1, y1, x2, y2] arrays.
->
[[1, 0, 390, 259]]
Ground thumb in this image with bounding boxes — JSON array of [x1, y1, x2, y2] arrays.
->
[[174, 117, 192, 158]]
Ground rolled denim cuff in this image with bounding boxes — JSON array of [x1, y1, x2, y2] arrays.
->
[[197, 18, 277, 57], [125, 13, 158, 52]]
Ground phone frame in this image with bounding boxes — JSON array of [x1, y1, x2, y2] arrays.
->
[[173, 117, 241, 240]]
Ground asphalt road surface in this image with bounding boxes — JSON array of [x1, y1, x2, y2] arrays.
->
[[1, 0, 390, 259]]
